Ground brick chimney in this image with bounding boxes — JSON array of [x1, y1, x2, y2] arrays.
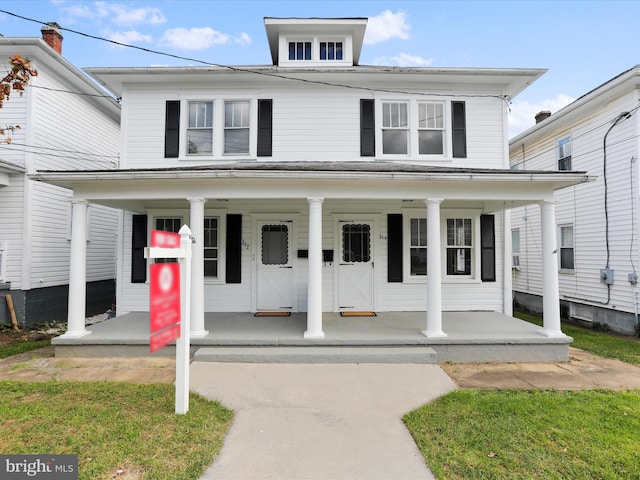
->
[[41, 22, 63, 54], [535, 110, 551, 124]]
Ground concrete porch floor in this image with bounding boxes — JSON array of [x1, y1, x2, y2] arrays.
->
[[52, 311, 573, 363]]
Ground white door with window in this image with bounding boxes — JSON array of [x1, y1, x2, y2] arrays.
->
[[337, 221, 374, 311], [256, 221, 294, 311]]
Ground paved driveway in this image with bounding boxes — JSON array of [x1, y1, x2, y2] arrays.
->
[[191, 363, 457, 480]]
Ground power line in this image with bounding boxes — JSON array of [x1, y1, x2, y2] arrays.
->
[[0, 143, 118, 164], [5, 141, 119, 159], [0, 9, 510, 102]]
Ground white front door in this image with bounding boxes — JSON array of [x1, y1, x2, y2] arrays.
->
[[256, 221, 294, 311], [337, 221, 374, 311]]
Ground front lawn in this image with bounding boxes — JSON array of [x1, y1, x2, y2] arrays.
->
[[515, 311, 640, 365], [0, 381, 233, 480], [404, 389, 640, 480]]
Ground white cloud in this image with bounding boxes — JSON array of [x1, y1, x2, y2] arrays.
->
[[160, 27, 231, 50], [371, 53, 433, 67], [159, 27, 251, 51], [107, 30, 153, 46], [364, 10, 410, 45], [509, 93, 575, 138], [63, 1, 166, 26]]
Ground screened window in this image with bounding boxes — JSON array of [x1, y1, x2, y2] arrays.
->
[[262, 225, 288, 265], [560, 225, 574, 270], [224, 101, 250, 154], [558, 136, 572, 171], [410, 218, 427, 276], [446, 218, 472, 275], [418, 102, 444, 154], [204, 217, 219, 277], [342, 224, 371, 263], [382, 102, 409, 154], [155, 217, 181, 263], [320, 41, 343, 60], [288, 41, 311, 60], [187, 101, 213, 155]]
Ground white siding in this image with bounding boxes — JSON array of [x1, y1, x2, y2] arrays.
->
[[0, 174, 26, 287], [510, 90, 640, 314]]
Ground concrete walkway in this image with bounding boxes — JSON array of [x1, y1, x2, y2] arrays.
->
[[190, 363, 457, 480]]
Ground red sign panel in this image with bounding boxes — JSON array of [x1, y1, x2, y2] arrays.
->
[[150, 324, 181, 354], [151, 229, 181, 248], [149, 260, 181, 353]]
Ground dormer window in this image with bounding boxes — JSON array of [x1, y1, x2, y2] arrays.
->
[[320, 41, 343, 60], [288, 41, 311, 61]]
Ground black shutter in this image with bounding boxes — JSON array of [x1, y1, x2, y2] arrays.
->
[[480, 214, 496, 282], [387, 214, 403, 282], [452, 101, 467, 158], [257, 99, 273, 157], [360, 99, 375, 157], [164, 100, 180, 158], [131, 215, 148, 283], [226, 214, 242, 283]]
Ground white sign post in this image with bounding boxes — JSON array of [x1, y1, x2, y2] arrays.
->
[[144, 224, 193, 414]]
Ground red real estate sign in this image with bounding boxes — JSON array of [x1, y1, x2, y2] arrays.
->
[[149, 230, 182, 353]]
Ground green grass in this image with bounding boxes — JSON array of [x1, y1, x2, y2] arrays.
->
[[0, 339, 51, 359], [0, 381, 233, 480], [404, 389, 640, 480], [515, 311, 640, 365]]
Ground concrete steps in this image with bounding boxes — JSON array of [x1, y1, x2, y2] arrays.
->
[[193, 346, 438, 364]]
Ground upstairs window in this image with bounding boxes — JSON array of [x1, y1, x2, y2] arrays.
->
[[558, 136, 572, 170], [320, 41, 343, 60], [382, 102, 409, 154], [418, 102, 445, 155], [224, 101, 250, 154], [188, 101, 213, 155], [288, 41, 311, 60]]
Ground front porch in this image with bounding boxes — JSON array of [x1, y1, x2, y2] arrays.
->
[[52, 311, 572, 363]]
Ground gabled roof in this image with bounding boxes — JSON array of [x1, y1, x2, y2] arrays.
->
[[264, 17, 367, 65]]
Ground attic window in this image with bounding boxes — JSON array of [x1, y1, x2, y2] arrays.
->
[[288, 41, 311, 61], [320, 41, 343, 60]]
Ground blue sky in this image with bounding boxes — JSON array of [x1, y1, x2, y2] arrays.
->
[[0, 0, 638, 136]]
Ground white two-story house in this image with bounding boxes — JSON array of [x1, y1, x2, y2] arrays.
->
[[0, 24, 120, 325], [34, 18, 589, 361], [510, 65, 640, 335]]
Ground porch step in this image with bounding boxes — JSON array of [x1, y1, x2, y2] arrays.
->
[[193, 346, 438, 364]]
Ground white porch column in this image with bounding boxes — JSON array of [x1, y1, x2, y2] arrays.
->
[[305, 197, 325, 338], [539, 201, 565, 337], [423, 198, 447, 338], [503, 210, 514, 316], [188, 197, 209, 337], [62, 199, 90, 338]]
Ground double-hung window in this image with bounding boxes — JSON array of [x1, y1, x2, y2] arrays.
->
[[511, 228, 521, 269], [418, 102, 444, 154], [382, 102, 409, 154], [446, 218, 472, 275], [559, 225, 574, 270], [188, 101, 213, 155], [224, 101, 250, 154], [155, 217, 182, 263], [410, 218, 427, 276], [558, 136, 572, 170], [204, 217, 219, 277]]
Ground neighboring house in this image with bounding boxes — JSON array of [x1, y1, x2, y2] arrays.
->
[[34, 17, 588, 344], [0, 24, 120, 325], [510, 65, 640, 335]]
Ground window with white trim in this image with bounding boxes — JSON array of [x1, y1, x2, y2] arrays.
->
[[187, 101, 213, 155], [203, 217, 219, 277], [557, 136, 572, 171], [224, 101, 250, 154], [559, 225, 574, 270], [320, 41, 343, 60], [154, 217, 181, 263], [409, 218, 427, 276], [418, 102, 444, 154], [511, 228, 521, 269], [288, 41, 311, 60], [382, 102, 409, 154], [446, 218, 472, 275]]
